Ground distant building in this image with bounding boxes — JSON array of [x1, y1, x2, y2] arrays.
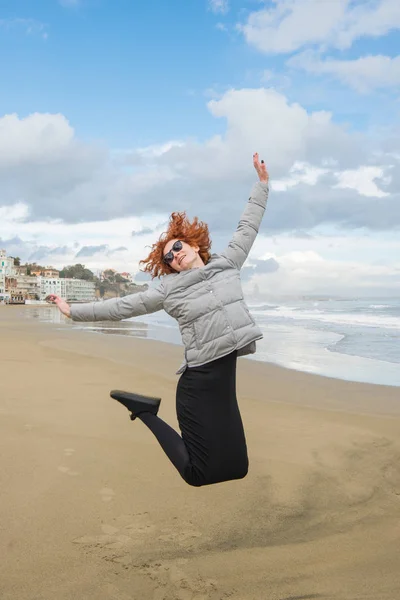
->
[[120, 271, 133, 282], [29, 266, 59, 278], [6, 275, 40, 301], [100, 268, 116, 282], [42, 268, 59, 278], [37, 277, 67, 300], [0, 250, 96, 304], [37, 276, 96, 302], [30, 268, 43, 277], [16, 266, 28, 276], [0, 250, 17, 275], [0, 249, 17, 302], [65, 278, 96, 302]]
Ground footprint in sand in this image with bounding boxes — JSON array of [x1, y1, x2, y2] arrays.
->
[[74, 521, 134, 549], [101, 524, 120, 535], [58, 447, 78, 476], [57, 465, 79, 476], [100, 487, 116, 503], [123, 512, 156, 535], [72, 513, 157, 568], [157, 521, 202, 549], [72, 511, 214, 595], [140, 561, 220, 600], [73, 518, 141, 568]]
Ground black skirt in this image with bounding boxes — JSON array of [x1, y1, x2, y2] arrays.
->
[[176, 351, 249, 486]]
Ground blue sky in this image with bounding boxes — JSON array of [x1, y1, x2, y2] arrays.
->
[[1, 0, 248, 144], [0, 0, 400, 295], [1, 0, 398, 143]]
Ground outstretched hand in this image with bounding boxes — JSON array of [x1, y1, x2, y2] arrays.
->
[[253, 152, 269, 183], [46, 294, 71, 318]]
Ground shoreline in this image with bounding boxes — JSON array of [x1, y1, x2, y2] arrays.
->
[[4, 304, 400, 414], [13, 303, 400, 389]]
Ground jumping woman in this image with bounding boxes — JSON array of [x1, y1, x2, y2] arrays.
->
[[48, 153, 269, 487]]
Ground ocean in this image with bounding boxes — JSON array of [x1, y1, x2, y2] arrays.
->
[[23, 297, 400, 387], [246, 297, 400, 387]]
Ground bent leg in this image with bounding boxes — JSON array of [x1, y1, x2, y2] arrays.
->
[[137, 352, 248, 487], [137, 412, 204, 486], [137, 412, 190, 478]]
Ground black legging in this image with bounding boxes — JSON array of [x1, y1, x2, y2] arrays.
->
[[138, 351, 249, 487]]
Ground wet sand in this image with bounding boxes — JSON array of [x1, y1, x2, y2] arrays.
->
[[1, 305, 400, 600]]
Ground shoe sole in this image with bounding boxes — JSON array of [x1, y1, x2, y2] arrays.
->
[[110, 389, 161, 420]]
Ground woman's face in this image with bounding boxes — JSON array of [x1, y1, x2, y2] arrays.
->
[[163, 239, 203, 272]]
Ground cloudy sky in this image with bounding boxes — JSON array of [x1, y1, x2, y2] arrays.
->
[[1, 0, 399, 297]]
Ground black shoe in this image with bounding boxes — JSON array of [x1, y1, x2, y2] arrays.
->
[[110, 389, 161, 421]]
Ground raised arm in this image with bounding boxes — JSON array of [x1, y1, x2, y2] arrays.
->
[[47, 280, 165, 322], [221, 153, 269, 270]]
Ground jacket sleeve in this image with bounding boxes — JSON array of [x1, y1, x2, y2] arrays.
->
[[221, 181, 269, 270], [70, 280, 165, 322]]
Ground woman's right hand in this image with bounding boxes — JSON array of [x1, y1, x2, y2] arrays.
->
[[46, 294, 71, 318], [253, 152, 269, 183]]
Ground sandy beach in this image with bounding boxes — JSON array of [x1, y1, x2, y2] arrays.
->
[[1, 305, 400, 600]]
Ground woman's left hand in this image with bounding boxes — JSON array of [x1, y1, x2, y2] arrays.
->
[[253, 152, 269, 183]]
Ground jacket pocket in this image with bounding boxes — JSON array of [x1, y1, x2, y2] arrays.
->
[[193, 312, 229, 350]]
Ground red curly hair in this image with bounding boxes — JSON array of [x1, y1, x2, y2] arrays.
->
[[139, 211, 212, 279]]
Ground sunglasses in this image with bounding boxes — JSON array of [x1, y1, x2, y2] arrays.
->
[[163, 240, 183, 265]]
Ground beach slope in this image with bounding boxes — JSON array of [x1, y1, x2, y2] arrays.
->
[[1, 306, 400, 600]]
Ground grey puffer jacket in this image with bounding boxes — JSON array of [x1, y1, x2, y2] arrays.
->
[[71, 181, 269, 374]]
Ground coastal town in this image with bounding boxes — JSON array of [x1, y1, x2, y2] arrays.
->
[[0, 248, 146, 304]]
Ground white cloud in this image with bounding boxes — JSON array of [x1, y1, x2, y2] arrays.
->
[[336, 0, 400, 49], [242, 249, 400, 297], [289, 52, 400, 92], [2, 182, 399, 294], [136, 140, 185, 159], [2, 210, 400, 295], [239, 0, 400, 54], [0, 112, 180, 222], [272, 161, 330, 191], [272, 161, 391, 198], [334, 166, 391, 197], [260, 69, 292, 90], [0, 87, 399, 235], [0, 18, 48, 39], [0, 113, 74, 167], [0, 203, 168, 275], [208, 0, 229, 15], [237, 226, 400, 296], [0, 203, 30, 222], [179, 87, 355, 179]]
